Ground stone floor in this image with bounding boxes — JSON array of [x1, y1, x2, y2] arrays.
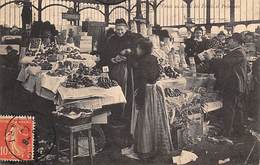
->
[[1, 84, 259, 165]]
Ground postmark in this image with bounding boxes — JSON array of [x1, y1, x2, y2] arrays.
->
[[0, 115, 35, 161]]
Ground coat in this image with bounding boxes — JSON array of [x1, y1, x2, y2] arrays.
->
[[100, 31, 143, 68], [184, 37, 209, 65], [218, 47, 249, 95], [134, 54, 160, 107]]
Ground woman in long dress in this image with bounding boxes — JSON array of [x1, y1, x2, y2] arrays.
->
[[132, 38, 173, 159]]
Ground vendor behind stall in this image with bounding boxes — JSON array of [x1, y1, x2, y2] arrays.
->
[[100, 18, 143, 143], [184, 26, 209, 65], [218, 33, 250, 137]]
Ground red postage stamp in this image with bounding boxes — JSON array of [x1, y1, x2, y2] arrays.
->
[[0, 115, 35, 161]]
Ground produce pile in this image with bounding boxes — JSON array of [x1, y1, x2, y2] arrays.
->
[[61, 75, 118, 89], [76, 63, 102, 76], [54, 107, 93, 119], [31, 56, 53, 70], [167, 94, 203, 127], [164, 66, 180, 78], [61, 74, 94, 88], [61, 63, 118, 89], [23, 42, 119, 89], [46, 61, 72, 77], [97, 77, 118, 89], [66, 49, 86, 60], [164, 88, 183, 97], [160, 65, 180, 79]]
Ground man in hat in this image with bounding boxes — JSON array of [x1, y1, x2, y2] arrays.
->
[[218, 33, 250, 138]]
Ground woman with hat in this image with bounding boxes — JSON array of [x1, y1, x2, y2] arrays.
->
[[184, 26, 209, 65], [100, 18, 143, 146]]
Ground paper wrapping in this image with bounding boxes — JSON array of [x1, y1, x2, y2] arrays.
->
[[58, 86, 126, 102], [157, 77, 187, 90], [40, 73, 67, 93]]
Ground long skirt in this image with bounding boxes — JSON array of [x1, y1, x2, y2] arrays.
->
[[134, 84, 173, 155]]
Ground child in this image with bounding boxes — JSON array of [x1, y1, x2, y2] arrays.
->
[[132, 38, 173, 160]]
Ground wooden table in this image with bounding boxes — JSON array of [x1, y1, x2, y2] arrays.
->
[[56, 122, 94, 165]]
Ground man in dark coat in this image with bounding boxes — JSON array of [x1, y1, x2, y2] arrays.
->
[[0, 46, 19, 111], [218, 33, 250, 137]]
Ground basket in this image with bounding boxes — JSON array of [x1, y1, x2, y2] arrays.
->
[[55, 115, 92, 126]]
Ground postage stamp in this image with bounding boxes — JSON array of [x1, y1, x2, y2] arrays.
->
[[0, 115, 35, 161]]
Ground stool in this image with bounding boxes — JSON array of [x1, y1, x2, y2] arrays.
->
[[56, 122, 94, 165]]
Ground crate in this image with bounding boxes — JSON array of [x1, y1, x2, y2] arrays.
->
[[171, 112, 203, 149], [187, 113, 204, 138]]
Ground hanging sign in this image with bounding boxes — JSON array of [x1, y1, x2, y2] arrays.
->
[[96, 0, 126, 5], [62, 13, 80, 21]]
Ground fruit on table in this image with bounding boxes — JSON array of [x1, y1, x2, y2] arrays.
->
[[97, 77, 118, 89], [76, 63, 101, 76], [163, 66, 180, 78], [63, 60, 72, 69], [67, 51, 86, 60], [62, 74, 94, 88], [47, 68, 68, 77], [40, 61, 53, 70], [164, 88, 182, 97]]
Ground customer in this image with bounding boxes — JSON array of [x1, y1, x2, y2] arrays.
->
[[0, 46, 19, 111], [244, 32, 254, 43], [184, 26, 208, 65], [218, 33, 250, 138], [133, 38, 173, 160], [251, 58, 260, 122], [208, 31, 227, 49]]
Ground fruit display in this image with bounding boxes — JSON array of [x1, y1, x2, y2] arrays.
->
[[97, 77, 118, 89], [66, 49, 86, 60], [62, 74, 94, 88], [31, 55, 52, 70], [39, 61, 53, 70], [76, 63, 102, 76], [62, 60, 72, 69], [26, 50, 36, 56], [59, 107, 92, 116], [163, 66, 180, 78], [165, 88, 182, 97]]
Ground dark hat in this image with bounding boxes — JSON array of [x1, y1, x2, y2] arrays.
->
[[194, 26, 203, 32], [115, 18, 128, 26], [245, 31, 254, 37], [218, 31, 226, 36], [6, 45, 13, 50], [161, 30, 170, 38], [230, 33, 244, 44]]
